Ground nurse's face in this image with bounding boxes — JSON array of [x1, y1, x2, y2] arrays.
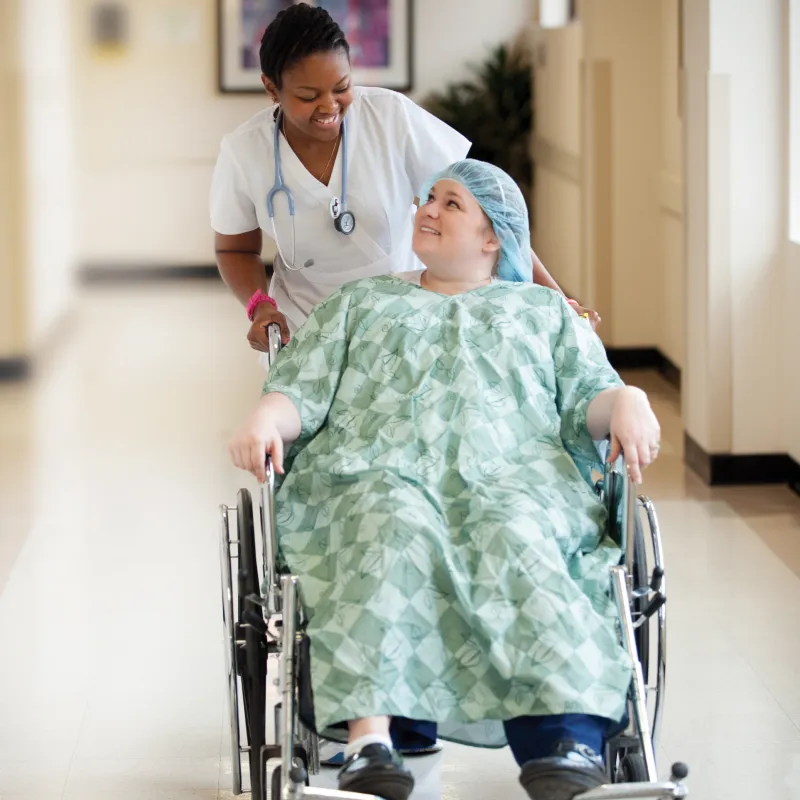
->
[[413, 180, 500, 276], [263, 49, 353, 143]]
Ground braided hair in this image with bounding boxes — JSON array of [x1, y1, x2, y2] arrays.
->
[[259, 3, 350, 90]]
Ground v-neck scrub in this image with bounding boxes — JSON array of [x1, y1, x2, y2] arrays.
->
[[210, 87, 471, 334]]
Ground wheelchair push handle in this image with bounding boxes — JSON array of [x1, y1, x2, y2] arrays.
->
[[264, 321, 283, 367]]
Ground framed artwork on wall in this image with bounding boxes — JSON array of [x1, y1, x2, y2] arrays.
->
[[217, 0, 413, 94]]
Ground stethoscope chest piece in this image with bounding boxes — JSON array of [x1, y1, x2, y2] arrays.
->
[[335, 209, 356, 235]]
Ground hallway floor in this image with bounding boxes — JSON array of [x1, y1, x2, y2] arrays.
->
[[2, 282, 800, 799]]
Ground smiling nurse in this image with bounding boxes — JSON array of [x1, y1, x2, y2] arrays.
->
[[209, 3, 598, 367]]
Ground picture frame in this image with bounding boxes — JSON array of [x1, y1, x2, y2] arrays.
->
[[217, 0, 413, 94]]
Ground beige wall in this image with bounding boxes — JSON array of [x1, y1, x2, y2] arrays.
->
[[682, 0, 794, 457], [0, 0, 28, 359], [658, 0, 684, 370], [787, 244, 800, 463], [788, 0, 800, 463], [0, 0, 76, 358], [531, 23, 583, 299], [24, 0, 76, 345], [71, 0, 532, 269], [532, 0, 681, 361]]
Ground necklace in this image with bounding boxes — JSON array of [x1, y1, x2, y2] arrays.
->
[[282, 117, 340, 184]]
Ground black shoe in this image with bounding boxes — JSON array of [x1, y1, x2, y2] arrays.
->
[[519, 740, 607, 800], [337, 742, 415, 800]]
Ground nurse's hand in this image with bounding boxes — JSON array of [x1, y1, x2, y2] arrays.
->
[[567, 299, 601, 331], [229, 413, 285, 482], [248, 304, 291, 350]]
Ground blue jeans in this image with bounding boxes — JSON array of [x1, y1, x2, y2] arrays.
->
[[390, 714, 613, 767]]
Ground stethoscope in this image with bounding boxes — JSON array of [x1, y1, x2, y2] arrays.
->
[[267, 112, 356, 271]]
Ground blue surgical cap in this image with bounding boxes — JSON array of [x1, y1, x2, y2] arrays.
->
[[419, 159, 532, 283]]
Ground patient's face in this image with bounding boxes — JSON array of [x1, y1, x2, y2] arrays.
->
[[413, 180, 497, 274]]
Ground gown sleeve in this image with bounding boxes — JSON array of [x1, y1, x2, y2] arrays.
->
[[552, 296, 624, 460], [262, 287, 353, 441], [397, 94, 472, 194]]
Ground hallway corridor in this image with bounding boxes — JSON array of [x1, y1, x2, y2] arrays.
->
[[1, 282, 800, 799]]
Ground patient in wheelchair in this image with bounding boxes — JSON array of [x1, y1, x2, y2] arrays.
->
[[229, 159, 661, 800]]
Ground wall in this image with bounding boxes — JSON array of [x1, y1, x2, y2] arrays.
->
[[682, 0, 788, 457], [0, 0, 28, 359], [658, 0, 684, 370], [532, 0, 674, 357], [23, 0, 76, 345], [531, 23, 583, 299], [581, 0, 663, 349], [787, 243, 800, 463], [71, 0, 531, 269]]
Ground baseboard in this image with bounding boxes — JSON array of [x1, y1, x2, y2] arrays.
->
[[0, 357, 32, 382], [685, 433, 800, 493], [605, 347, 681, 390], [789, 457, 800, 498], [79, 264, 222, 284]]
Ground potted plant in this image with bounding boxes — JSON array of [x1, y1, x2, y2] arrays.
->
[[422, 37, 534, 202]]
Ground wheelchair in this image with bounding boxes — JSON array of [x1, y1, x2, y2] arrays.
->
[[219, 328, 690, 800]]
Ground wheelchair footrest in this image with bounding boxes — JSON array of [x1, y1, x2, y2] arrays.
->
[[575, 779, 688, 799]]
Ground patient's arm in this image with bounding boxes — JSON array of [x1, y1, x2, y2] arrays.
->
[[586, 386, 660, 484], [229, 392, 302, 480]]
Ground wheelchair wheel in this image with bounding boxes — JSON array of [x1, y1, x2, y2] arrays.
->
[[620, 751, 648, 782], [237, 489, 268, 800], [631, 510, 650, 685]]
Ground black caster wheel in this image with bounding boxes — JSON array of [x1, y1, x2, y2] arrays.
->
[[271, 760, 310, 799], [620, 752, 648, 782]]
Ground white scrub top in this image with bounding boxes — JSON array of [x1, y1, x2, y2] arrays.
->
[[209, 86, 471, 333]]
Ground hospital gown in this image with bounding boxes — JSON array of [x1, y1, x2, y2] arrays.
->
[[263, 275, 633, 740]]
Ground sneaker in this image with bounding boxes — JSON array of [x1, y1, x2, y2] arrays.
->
[[320, 737, 441, 766], [337, 742, 415, 800], [519, 740, 607, 800]]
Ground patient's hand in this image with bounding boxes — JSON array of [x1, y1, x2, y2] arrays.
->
[[607, 387, 661, 484], [229, 409, 286, 482], [566, 299, 601, 331]]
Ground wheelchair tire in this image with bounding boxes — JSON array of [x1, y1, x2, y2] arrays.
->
[[631, 511, 650, 686], [620, 751, 648, 783], [237, 489, 268, 800]]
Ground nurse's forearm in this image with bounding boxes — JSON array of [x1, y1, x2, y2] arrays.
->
[[215, 231, 269, 307], [531, 248, 565, 295]]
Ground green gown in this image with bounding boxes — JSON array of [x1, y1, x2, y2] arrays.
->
[[263, 276, 632, 743]]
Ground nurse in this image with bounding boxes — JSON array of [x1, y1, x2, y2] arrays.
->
[[210, 3, 598, 362]]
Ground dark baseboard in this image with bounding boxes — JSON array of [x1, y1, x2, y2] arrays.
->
[[0, 357, 32, 382], [790, 458, 800, 497], [605, 347, 681, 390], [79, 264, 222, 284], [685, 433, 800, 494]]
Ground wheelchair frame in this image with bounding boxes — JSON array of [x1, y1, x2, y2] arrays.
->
[[219, 326, 689, 800]]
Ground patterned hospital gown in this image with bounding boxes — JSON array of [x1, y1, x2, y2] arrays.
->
[[263, 275, 633, 741]]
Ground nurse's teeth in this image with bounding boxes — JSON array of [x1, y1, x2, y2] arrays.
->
[[420, 226, 440, 235]]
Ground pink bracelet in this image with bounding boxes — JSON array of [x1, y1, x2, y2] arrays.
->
[[246, 290, 277, 321]]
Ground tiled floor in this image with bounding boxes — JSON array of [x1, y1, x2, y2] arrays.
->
[[2, 283, 800, 799]]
